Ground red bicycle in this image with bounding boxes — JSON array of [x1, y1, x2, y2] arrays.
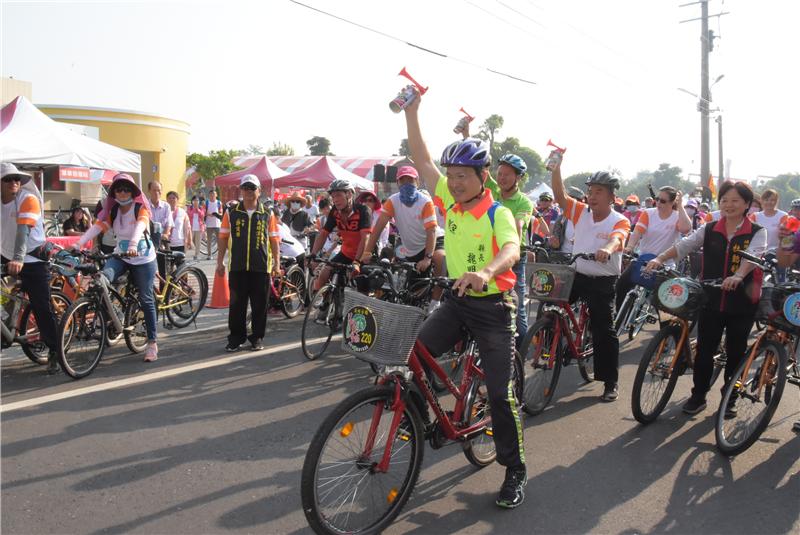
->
[[300, 280, 524, 535], [520, 252, 596, 415]]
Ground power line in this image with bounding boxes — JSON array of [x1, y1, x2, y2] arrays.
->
[[287, 0, 536, 86]]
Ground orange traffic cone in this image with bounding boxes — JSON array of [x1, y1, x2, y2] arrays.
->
[[208, 269, 230, 309]]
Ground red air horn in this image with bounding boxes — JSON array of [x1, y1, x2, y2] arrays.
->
[[545, 139, 567, 171], [389, 68, 429, 113], [546, 139, 567, 153], [453, 107, 475, 134]]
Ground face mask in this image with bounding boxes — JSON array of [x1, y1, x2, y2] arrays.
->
[[625, 205, 638, 213], [399, 183, 419, 206], [116, 197, 134, 206], [290, 202, 301, 211], [685, 208, 696, 217]]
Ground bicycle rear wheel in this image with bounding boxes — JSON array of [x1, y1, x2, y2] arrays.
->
[[123, 299, 148, 354], [280, 265, 306, 318], [20, 290, 70, 365], [629, 300, 654, 341], [301, 385, 424, 535], [521, 315, 563, 415], [302, 285, 336, 360], [715, 339, 787, 456], [58, 297, 107, 379], [631, 324, 686, 424], [165, 267, 206, 328]]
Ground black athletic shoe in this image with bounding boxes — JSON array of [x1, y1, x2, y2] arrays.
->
[[225, 342, 242, 353], [682, 397, 707, 415], [601, 382, 619, 402], [250, 339, 264, 351], [496, 467, 527, 509], [724, 397, 738, 419], [46, 352, 60, 375]]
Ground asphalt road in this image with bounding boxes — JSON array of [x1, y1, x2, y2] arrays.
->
[[2, 269, 799, 534]]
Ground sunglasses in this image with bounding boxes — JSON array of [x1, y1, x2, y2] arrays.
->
[[114, 186, 133, 194], [2, 176, 22, 183], [240, 184, 258, 191]]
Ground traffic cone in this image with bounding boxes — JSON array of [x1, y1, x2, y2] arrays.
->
[[208, 269, 230, 309]]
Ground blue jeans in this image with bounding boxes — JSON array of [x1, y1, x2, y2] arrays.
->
[[512, 256, 527, 348], [102, 257, 157, 342]]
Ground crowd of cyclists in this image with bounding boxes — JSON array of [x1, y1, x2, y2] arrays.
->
[[3, 84, 800, 524]]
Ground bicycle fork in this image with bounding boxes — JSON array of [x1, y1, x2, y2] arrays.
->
[[98, 277, 124, 333], [362, 380, 406, 474]]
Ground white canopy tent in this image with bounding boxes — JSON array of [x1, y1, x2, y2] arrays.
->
[[528, 182, 554, 201], [0, 96, 141, 176]]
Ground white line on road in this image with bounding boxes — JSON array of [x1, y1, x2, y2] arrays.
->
[[0, 335, 339, 414]]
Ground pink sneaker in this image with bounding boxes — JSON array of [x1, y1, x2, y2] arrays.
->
[[144, 342, 158, 362]]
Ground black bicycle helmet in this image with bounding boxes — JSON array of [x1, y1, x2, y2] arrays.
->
[[567, 186, 585, 200], [585, 171, 620, 191]]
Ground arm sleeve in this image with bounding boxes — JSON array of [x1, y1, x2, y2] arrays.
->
[[634, 211, 650, 234], [609, 218, 631, 249], [746, 228, 768, 255], [382, 198, 395, 218], [674, 224, 707, 258], [129, 205, 150, 244], [421, 201, 437, 230], [12, 224, 30, 261], [77, 223, 104, 248], [268, 214, 280, 244], [16, 195, 41, 226]]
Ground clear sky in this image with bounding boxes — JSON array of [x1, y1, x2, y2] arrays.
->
[[2, 0, 797, 183]]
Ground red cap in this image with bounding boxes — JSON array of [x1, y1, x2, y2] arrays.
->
[[396, 165, 419, 180]]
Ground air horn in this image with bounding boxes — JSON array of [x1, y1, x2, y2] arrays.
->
[[545, 139, 567, 171], [389, 67, 429, 113], [453, 107, 475, 134]]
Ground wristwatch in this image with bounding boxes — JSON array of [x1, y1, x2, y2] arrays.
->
[[425, 253, 433, 259]]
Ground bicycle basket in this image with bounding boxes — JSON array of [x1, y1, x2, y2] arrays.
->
[[756, 285, 800, 334], [528, 263, 576, 303], [630, 254, 658, 290], [341, 288, 427, 366], [653, 276, 706, 319]]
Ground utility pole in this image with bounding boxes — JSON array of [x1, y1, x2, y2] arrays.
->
[[680, 1, 729, 199], [716, 115, 723, 182]]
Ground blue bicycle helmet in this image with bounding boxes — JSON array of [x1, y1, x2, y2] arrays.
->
[[440, 138, 490, 168], [498, 153, 527, 176]]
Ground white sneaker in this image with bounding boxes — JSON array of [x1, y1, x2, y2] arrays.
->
[[144, 342, 158, 362]]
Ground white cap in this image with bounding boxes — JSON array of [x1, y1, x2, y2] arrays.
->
[[239, 174, 260, 188]]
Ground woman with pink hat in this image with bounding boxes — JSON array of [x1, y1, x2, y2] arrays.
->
[[75, 173, 160, 362], [356, 190, 390, 253]]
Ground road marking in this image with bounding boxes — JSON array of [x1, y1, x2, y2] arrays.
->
[[0, 335, 340, 413]]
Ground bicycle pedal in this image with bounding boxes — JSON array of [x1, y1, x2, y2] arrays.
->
[[788, 376, 800, 386], [645, 315, 658, 324]]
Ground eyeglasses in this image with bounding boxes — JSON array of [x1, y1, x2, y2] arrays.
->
[[240, 184, 258, 191], [2, 176, 22, 183], [657, 198, 672, 204]]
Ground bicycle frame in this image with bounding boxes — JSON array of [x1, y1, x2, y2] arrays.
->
[[365, 339, 488, 473], [735, 327, 795, 401], [1, 279, 29, 344], [542, 301, 591, 362], [651, 316, 692, 375]]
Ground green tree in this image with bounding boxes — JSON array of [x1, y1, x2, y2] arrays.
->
[[398, 138, 410, 157], [186, 149, 240, 188], [306, 136, 332, 156], [563, 172, 593, 193], [240, 144, 264, 156], [477, 114, 504, 160], [759, 173, 800, 211], [266, 141, 295, 156]]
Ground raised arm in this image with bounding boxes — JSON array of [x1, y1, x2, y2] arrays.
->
[[403, 88, 441, 195]]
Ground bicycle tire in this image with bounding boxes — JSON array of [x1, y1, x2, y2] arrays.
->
[[521, 315, 563, 415], [301, 385, 424, 535], [578, 318, 594, 383], [20, 290, 71, 365], [631, 324, 687, 424], [628, 300, 653, 341], [301, 285, 336, 360], [715, 339, 787, 456], [280, 265, 306, 318], [165, 267, 206, 328], [58, 297, 107, 379], [614, 292, 634, 340], [462, 369, 497, 467], [200, 233, 218, 257], [123, 298, 149, 354]]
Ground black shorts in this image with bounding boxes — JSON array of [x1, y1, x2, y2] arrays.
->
[[402, 236, 444, 263], [329, 251, 354, 265]]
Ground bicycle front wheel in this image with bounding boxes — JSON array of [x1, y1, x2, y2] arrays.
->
[[520, 315, 563, 415], [631, 324, 686, 424], [301, 385, 425, 535], [20, 290, 71, 365], [58, 297, 107, 379], [577, 318, 594, 383], [715, 339, 787, 456], [165, 267, 207, 328], [614, 293, 634, 340], [301, 285, 336, 360], [280, 265, 306, 318], [123, 299, 149, 354]]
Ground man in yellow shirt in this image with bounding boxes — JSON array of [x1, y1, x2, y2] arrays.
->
[[404, 89, 527, 509]]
